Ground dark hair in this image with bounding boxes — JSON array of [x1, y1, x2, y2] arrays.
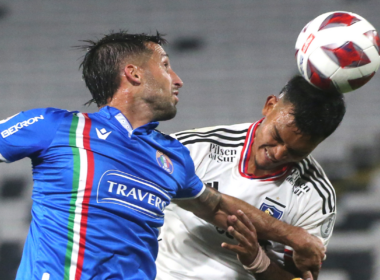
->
[[281, 75, 346, 141], [78, 30, 167, 107]]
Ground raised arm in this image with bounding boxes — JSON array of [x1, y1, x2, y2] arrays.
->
[[175, 186, 324, 276]]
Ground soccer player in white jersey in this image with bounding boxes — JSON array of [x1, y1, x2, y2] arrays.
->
[[156, 76, 346, 280]]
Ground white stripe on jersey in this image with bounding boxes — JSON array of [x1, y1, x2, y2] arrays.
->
[[69, 113, 88, 280]]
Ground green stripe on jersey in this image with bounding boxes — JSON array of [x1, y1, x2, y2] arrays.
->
[[64, 114, 80, 279]]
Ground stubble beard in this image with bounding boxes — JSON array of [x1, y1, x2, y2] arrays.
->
[[146, 95, 177, 122]]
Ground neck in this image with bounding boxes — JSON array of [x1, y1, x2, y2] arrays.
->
[[105, 90, 155, 129]]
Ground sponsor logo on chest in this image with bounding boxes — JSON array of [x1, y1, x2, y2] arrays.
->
[[97, 170, 171, 219], [208, 144, 237, 163]]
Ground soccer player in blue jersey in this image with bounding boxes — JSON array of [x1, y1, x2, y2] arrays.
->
[[0, 31, 324, 280]]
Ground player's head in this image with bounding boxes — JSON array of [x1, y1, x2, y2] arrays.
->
[[79, 30, 183, 121], [253, 75, 346, 171]]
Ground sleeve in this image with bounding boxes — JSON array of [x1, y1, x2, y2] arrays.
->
[[172, 145, 206, 200], [0, 108, 67, 163], [170, 127, 216, 177], [287, 156, 336, 249]]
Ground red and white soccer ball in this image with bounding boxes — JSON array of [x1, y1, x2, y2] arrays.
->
[[295, 11, 380, 93]]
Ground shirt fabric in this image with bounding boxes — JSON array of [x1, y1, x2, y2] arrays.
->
[[156, 122, 336, 280], [0, 106, 205, 280]]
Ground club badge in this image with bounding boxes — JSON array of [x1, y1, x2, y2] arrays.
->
[[259, 203, 284, 220], [156, 151, 174, 174]]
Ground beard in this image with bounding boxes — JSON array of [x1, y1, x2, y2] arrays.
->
[[153, 104, 177, 121], [144, 95, 177, 122]]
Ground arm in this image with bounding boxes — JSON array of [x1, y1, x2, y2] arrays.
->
[[175, 186, 324, 276]]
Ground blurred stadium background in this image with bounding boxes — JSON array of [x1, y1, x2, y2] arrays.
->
[[0, 0, 379, 279]]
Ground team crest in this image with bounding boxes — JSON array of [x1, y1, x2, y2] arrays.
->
[[156, 151, 174, 174], [259, 203, 284, 220]]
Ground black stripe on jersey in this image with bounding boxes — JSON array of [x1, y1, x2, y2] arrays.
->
[[265, 197, 286, 208], [305, 158, 336, 212], [293, 164, 329, 213], [308, 157, 337, 212], [175, 128, 248, 137], [177, 133, 246, 143], [298, 160, 334, 214], [181, 138, 245, 148]]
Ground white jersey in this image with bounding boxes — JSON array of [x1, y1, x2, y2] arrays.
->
[[156, 121, 336, 280]]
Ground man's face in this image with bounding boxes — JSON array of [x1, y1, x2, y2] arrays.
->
[[140, 43, 183, 121], [252, 95, 321, 171]]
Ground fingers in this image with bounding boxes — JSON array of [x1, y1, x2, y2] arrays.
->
[[226, 210, 257, 244], [221, 239, 245, 255], [221, 210, 261, 266], [236, 210, 257, 235]]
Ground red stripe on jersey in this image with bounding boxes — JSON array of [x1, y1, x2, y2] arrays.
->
[[284, 248, 293, 259], [75, 113, 95, 280], [239, 118, 291, 181], [239, 122, 257, 175]]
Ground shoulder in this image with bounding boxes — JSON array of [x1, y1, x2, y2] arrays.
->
[[0, 107, 77, 132], [171, 123, 251, 147], [287, 155, 336, 215]]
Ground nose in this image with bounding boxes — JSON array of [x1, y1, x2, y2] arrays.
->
[[274, 145, 288, 161], [171, 70, 184, 88]]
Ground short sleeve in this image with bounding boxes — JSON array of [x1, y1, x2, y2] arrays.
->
[[292, 193, 336, 247], [170, 129, 215, 177], [0, 108, 67, 162], [172, 145, 205, 200], [287, 156, 337, 248]]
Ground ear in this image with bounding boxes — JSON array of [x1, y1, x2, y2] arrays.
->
[[124, 64, 142, 86], [262, 95, 278, 116]]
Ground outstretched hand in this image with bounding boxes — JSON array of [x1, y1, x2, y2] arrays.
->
[[221, 210, 260, 266]]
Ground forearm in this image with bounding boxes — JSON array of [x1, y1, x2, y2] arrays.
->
[[177, 187, 320, 256], [219, 192, 305, 249]]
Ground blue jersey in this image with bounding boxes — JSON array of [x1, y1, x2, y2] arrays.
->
[[0, 106, 204, 280]]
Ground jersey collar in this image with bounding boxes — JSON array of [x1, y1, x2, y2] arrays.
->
[[238, 118, 290, 181], [98, 106, 159, 137]]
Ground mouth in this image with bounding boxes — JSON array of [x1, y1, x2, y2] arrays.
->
[[265, 148, 277, 162], [172, 90, 179, 102]]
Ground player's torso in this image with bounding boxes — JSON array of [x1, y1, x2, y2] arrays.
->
[[157, 123, 300, 279], [22, 109, 186, 280]]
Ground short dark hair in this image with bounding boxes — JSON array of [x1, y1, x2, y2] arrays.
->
[[78, 30, 167, 107], [281, 75, 346, 141]]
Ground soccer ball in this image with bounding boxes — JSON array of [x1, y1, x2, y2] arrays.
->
[[295, 11, 380, 93]]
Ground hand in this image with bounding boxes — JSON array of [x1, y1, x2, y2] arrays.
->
[[290, 228, 325, 279], [221, 210, 260, 266]]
